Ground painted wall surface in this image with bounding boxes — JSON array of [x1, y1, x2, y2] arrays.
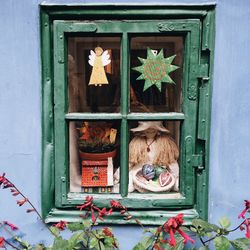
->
[[0, 0, 250, 249]]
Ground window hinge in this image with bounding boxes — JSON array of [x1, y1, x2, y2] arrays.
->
[[191, 154, 204, 170], [197, 64, 209, 81]]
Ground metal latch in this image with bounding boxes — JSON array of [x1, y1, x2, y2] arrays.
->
[[197, 64, 209, 81], [191, 154, 204, 170]]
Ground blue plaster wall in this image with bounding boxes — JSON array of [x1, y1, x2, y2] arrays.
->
[[0, 0, 250, 249]]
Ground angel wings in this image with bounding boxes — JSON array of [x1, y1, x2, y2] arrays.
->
[[88, 47, 111, 86]]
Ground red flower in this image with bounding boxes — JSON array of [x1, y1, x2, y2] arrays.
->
[[3, 221, 18, 231], [96, 207, 113, 221], [103, 227, 113, 237], [238, 200, 250, 219], [2, 181, 13, 189], [10, 188, 19, 196], [0, 174, 13, 189], [0, 173, 6, 186], [0, 237, 4, 248], [77, 196, 113, 223], [17, 198, 28, 206], [241, 219, 250, 239], [246, 230, 250, 239], [157, 226, 163, 233], [110, 200, 125, 210], [163, 213, 195, 247], [52, 221, 67, 231], [91, 207, 96, 223], [178, 229, 195, 244], [76, 196, 93, 211]]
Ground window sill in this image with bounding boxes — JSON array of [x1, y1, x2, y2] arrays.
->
[[45, 208, 199, 225]]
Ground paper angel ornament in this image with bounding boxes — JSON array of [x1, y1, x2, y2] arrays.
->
[[88, 47, 111, 86]]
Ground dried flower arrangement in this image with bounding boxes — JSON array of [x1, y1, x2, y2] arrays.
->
[[78, 122, 117, 154]]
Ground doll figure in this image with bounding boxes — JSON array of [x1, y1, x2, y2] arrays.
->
[[88, 47, 111, 86], [128, 121, 179, 193]]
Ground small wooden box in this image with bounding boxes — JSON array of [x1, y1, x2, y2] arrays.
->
[[81, 160, 113, 187]]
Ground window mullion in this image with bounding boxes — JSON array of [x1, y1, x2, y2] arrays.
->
[[121, 32, 129, 115], [120, 32, 129, 197]]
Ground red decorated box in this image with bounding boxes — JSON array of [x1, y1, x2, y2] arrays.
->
[[81, 160, 113, 187]]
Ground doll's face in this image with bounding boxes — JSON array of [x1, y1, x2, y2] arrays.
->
[[95, 47, 103, 56], [143, 128, 158, 139]]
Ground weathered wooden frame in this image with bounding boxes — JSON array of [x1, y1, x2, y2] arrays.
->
[[40, 4, 215, 224]]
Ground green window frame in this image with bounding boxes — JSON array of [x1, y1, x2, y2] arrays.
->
[[41, 4, 215, 225]]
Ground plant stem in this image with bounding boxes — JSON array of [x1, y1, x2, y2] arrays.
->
[[199, 236, 207, 246], [203, 234, 219, 244], [203, 217, 250, 245], [0, 223, 22, 249], [151, 231, 161, 250], [228, 217, 250, 233], [4, 239, 20, 250], [4, 177, 58, 237]]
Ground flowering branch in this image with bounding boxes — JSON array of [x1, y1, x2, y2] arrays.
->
[[1, 172, 250, 250], [0, 237, 20, 250], [76, 196, 118, 249], [0, 173, 58, 238]]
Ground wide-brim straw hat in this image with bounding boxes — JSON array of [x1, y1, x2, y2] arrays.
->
[[130, 121, 170, 133]]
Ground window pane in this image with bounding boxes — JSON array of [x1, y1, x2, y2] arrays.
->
[[128, 120, 180, 194], [68, 37, 121, 113], [130, 36, 183, 113], [69, 121, 120, 194]]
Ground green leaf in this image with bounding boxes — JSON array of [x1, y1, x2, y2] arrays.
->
[[74, 238, 89, 250], [67, 222, 85, 232], [34, 244, 46, 250], [133, 243, 145, 250], [83, 219, 92, 228], [49, 226, 60, 237], [192, 219, 220, 233], [218, 217, 231, 229], [104, 237, 114, 247], [14, 237, 32, 249], [198, 246, 209, 250], [141, 236, 154, 249], [51, 237, 69, 250], [172, 242, 184, 250], [89, 238, 98, 249], [169, 237, 184, 250], [67, 232, 83, 249], [160, 244, 172, 250], [230, 239, 250, 250], [235, 238, 250, 245], [99, 241, 106, 250], [214, 236, 230, 250], [143, 228, 157, 235]]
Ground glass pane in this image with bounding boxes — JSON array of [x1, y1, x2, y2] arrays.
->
[[68, 37, 121, 113], [69, 121, 120, 194], [128, 120, 180, 194], [130, 36, 183, 113]]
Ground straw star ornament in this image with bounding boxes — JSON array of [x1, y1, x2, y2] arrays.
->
[[133, 48, 179, 92]]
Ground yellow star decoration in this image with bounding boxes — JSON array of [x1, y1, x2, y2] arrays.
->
[[133, 48, 179, 92]]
